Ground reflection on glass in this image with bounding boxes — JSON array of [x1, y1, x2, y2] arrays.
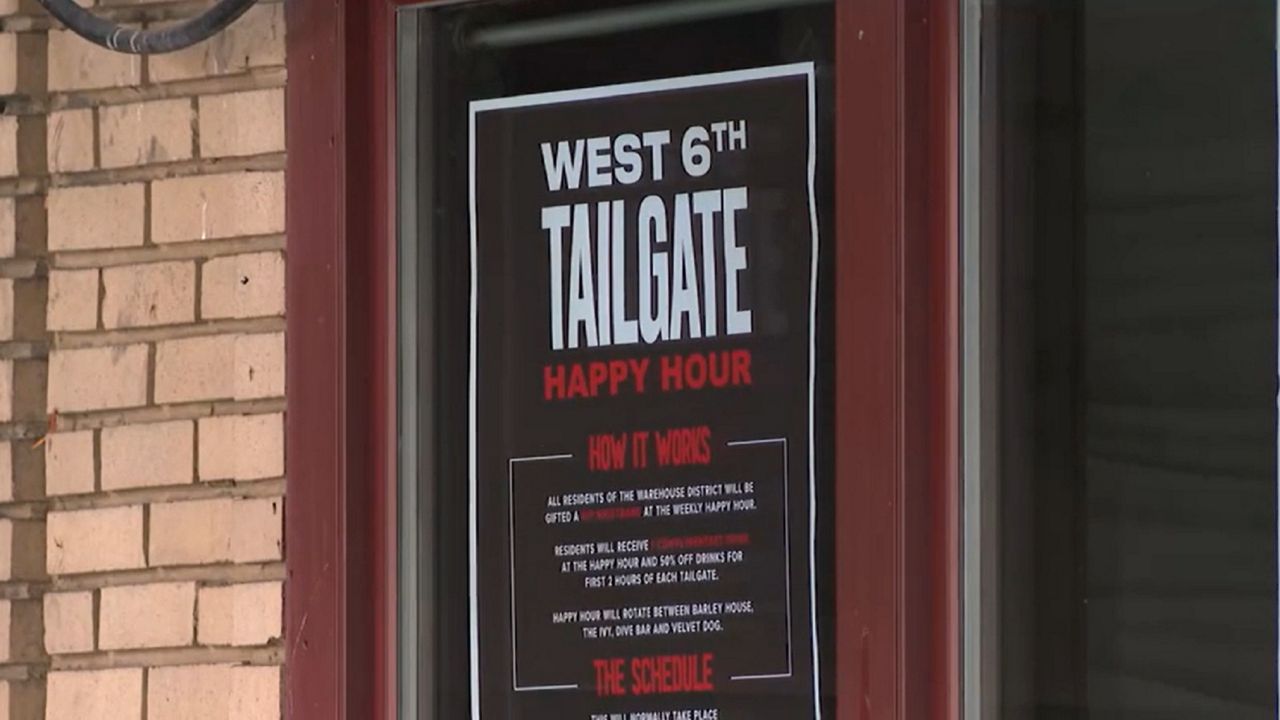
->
[[988, 0, 1278, 717]]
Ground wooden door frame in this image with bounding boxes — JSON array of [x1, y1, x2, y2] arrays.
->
[[835, 0, 960, 717], [282, 0, 960, 717]]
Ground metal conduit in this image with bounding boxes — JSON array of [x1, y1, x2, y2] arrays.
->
[[469, 0, 828, 49], [36, 0, 258, 54]]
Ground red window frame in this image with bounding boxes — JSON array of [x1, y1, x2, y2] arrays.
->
[[283, 0, 959, 717]]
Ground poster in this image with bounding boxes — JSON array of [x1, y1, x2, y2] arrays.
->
[[469, 64, 821, 720]]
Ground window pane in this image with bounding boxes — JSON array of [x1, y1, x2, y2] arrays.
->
[[985, 0, 1279, 716], [403, 2, 836, 717]]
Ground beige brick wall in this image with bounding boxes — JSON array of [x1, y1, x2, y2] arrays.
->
[[0, 2, 286, 718]]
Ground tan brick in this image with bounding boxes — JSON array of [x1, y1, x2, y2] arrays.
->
[[0, 359, 10, 424], [154, 334, 234, 403], [149, 496, 280, 566], [148, 664, 279, 720], [0, 197, 12, 259], [100, 99, 194, 169], [48, 344, 147, 412], [197, 581, 281, 646], [47, 669, 143, 720], [151, 171, 283, 244], [0, 441, 9, 503], [47, 506, 145, 574], [233, 496, 282, 562], [0, 115, 15, 178], [48, 183, 145, 251], [99, 582, 195, 650], [47, 269, 99, 332], [44, 591, 94, 654], [201, 252, 285, 319], [47, 109, 95, 174], [148, 498, 231, 566], [0, 278, 10, 341], [0, 519, 9, 582], [235, 413, 284, 479], [0, 0, 15, 16], [199, 89, 285, 158], [0, 34, 14, 96], [101, 421, 192, 490], [235, 332, 284, 400], [230, 665, 281, 719], [198, 413, 283, 482], [48, 30, 142, 91], [45, 431, 94, 497], [195, 415, 234, 481], [0, 600, 9, 662], [102, 261, 195, 329], [149, 3, 283, 83]]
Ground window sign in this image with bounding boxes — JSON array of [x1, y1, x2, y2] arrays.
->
[[469, 64, 823, 720]]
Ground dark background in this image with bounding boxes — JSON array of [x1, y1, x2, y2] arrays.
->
[[989, 0, 1279, 716]]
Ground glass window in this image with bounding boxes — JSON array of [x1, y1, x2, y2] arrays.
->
[[399, 2, 836, 718], [970, 0, 1279, 716]]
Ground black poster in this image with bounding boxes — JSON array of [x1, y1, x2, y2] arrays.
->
[[469, 64, 821, 720]]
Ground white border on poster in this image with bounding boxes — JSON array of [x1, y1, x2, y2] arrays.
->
[[469, 62, 822, 720]]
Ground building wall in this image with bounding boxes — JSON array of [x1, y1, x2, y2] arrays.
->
[[0, 2, 286, 717]]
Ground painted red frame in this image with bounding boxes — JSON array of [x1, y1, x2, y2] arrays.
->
[[284, 0, 959, 717]]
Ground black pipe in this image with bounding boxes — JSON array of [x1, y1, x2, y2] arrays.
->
[[36, 0, 258, 54], [468, 0, 827, 49]]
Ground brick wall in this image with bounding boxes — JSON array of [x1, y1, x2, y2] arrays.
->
[[0, 2, 286, 718]]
